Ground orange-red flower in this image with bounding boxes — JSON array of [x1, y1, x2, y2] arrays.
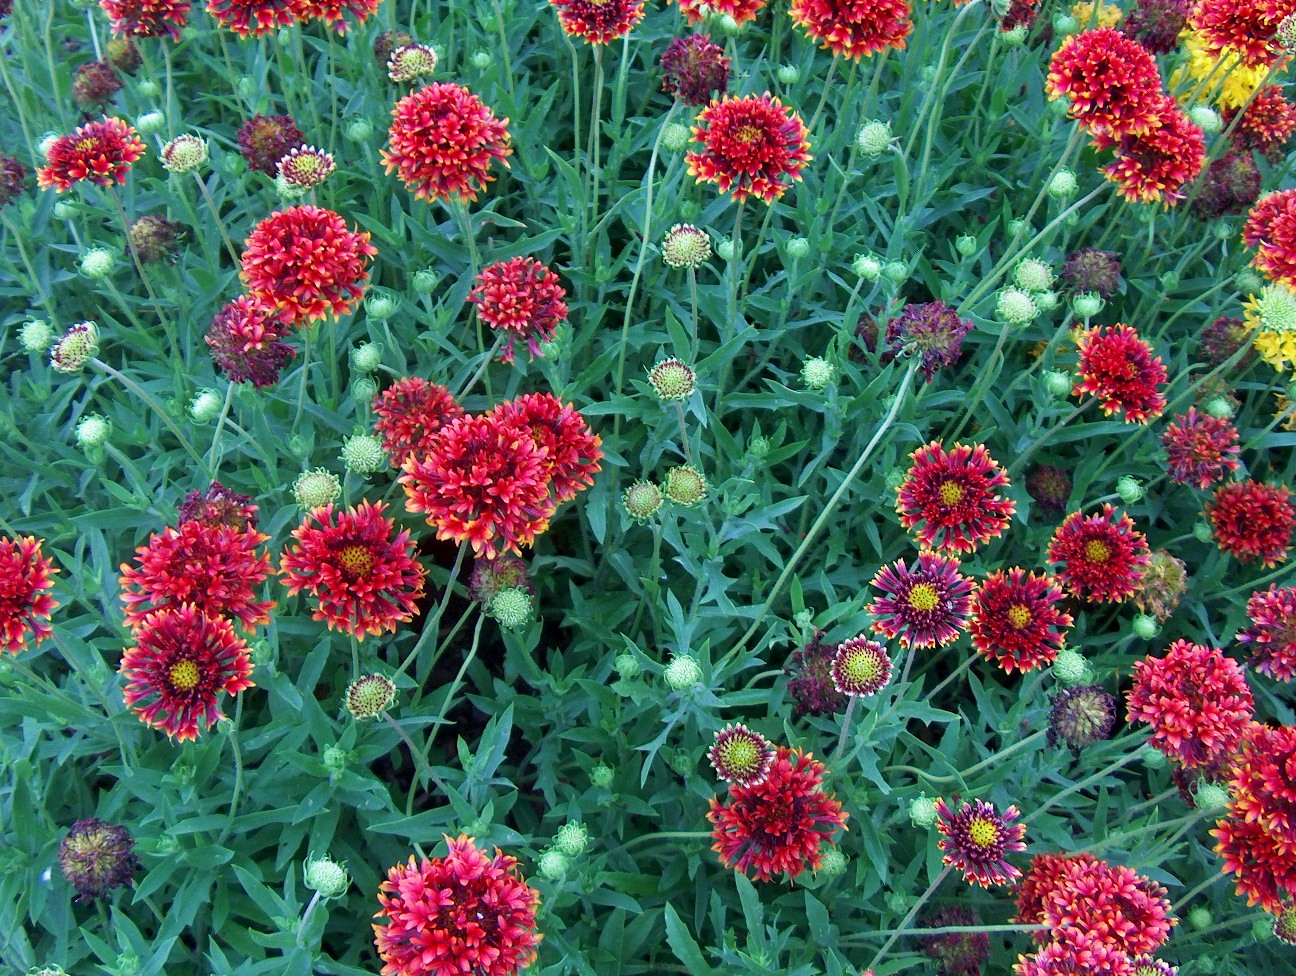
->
[[279, 500, 426, 640], [1161, 406, 1241, 489], [374, 836, 542, 976], [1239, 584, 1296, 681], [1206, 479, 1296, 566], [1038, 859, 1175, 955], [1046, 28, 1163, 136], [1244, 188, 1296, 288], [206, 0, 296, 35], [383, 83, 512, 204], [37, 117, 145, 192], [290, 0, 379, 31], [687, 93, 812, 204], [240, 205, 377, 325], [1073, 324, 1167, 424], [467, 257, 569, 364], [372, 377, 465, 468], [119, 604, 254, 741], [935, 798, 1026, 888], [1013, 929, 1135, 976], [1227, 86, 1296, 157], [1190, 0, 1296, 67], [205, 295, 296, 388], [488, 392, 603, 503], [0, 535, 59, 655], [674, 0, 765, 26], [99, 0, 190, 37], [789, 0, 912, 60], [549, 0, 644, 44], [1046, 505, 1150, 603], [970, 568, 1073, 674], [1096, 97, 1206, 207], [894, 441, 1014, 554]]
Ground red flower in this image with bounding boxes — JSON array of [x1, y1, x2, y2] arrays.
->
[[1096, 97, 1206, 207], [1245, 188, 1296, 287], [970, 568, 1073, 674], [830, 635, 893, 696], [372, 377, 465, 468], [383, 83, 512, 204], [1160, 407, 1241, 489], [373, 836, 542, 976], [708, 723, 775, 787], [399, 414, 556, 558], [119, 604, 254, 741], [660, 34, 731, 107], [707, 746, 848, 882], [0, 535, 59, 655], [290, 0, 379, 31], [1046, 505, 1150, 603], [1190, 0, 1296, 68], [236, 113, 305, 175], [1072, 324, 1167, 424], [240, 205, 377, 325], [674, 0, 765, 26], [894, 441, 1014, 554], [205, 0, 296, 36], [1239, 584, 1296, 681], [1124, 0, 1193, 54], [118, 520, 275, 631], [549, 0, 644, 44], [177, 481, 258, 532], [1038, 859, 1175, 955], [467, 257, 569, 364], [205, 295, 296, 388], [1127, 639, 1254, 771], [488, 393, 603, 503], [1014, 852, 1103, 930], [37, 116, 145, 192], [279, 500, 426, 641], [1206, 479, 1296, 566], [686, 93, 812, 204], [1227, 86, 1296, 157], [789, 0, 913, 60], [868, 551, 974, 648], [934, 798, 1026, 888], [1046, 28, 1163, 136], [99, 0, 189, 37], [1013, 929, 1135, 976]]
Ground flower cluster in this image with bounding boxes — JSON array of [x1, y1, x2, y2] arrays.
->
[[660, 34, 731, 106], [1245, 189, 1296, 289]]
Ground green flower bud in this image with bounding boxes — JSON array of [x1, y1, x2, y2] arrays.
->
[[786, 236, 810, 260], [1014, 258, 1055, 292], [412, 268, 439, 294], [815, 847, 847, 879], [19, 320, 54, 353], [1141, 744, 1168, 769], [345, 117, 373, 142], [293, 468, 341, 509], [996, 287, 1039, 324], [304, 856, 350, 899], [1236, 270, 1264, 294], [1044, 370, 1072, 398], [801, 356, 836, 391], [1132, 614, 1160, 640], [1189, 907, 1212, 931], [1034, 289, 1059, 312], [882, 260, 908, 283], [664, 654, 702, 690], [137, 79, 160, 98], [663, 122, 691, 153], [553, 821, 590, 857], [345, 674, 397, 720], [471, 51, 493, 69], [1193, 520, 1213, 543], [53, 200, 78, 220], [352, 376, 378, 402], [322, 744, 349, 776], [491, 587, 534, 630], [718, 13, 740, 34], [747, 434, 771, 459], [341, 433, 387, 475], [1047, 169, 1078, 199], [135, 110, 166, 135], [350, 341, 382, 373], [855, 119, 894, 158], [1159, 271, 1179, 291], [366, 294, 398, 320], [1202, 397, 1234, 419], [647, 357, 696, 400], [80, 247, 116, 279], [622, 479, 664, 523], [852, 252, 884, 281], [1000, 23, 1028, 46], [1194, 781, 1229, 810], [537, 849, 570, 881], [1051, 649, 1088, 687], [909, 794, 938, 829], [1007, 217, 1032, 238], [716, 239, 735, 262], [613, 653, 640, 679], [1072, 292, 1104, 319], [590, 762, 614, 789], [75, 414, 111, 449], [37, 131, 60, 158], [189, 388, 223, 423], [1188, 105, 1223, 134], [1116, 475, 1143, 504], [776, 64, 800, 85], [954, 235, 978, 257], [159, 133, 208, 174], [1054, 13, 1078, 31]]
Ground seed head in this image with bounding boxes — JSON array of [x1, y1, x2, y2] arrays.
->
[[80, 247, 116, 279], [855, 119, 894, 158], [75, 414, 111, 449], [664, 464, 708, 506], [491, 587, 534, 630], [647, 357, 697, 399], [662, 224, 711, 269], [58, 818, 138, 901], [345, 673, 397, 720], [340, 433, 387, 475], [623, 480, 664, 522]]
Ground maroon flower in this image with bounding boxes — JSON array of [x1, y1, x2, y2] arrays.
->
[[935, 798, 1026, 888], [868, 551, 974, 648], [894, 441, 1014, 554], [784, 630, 847, 716], [887, 301, 973, 381], [177, 481, 258, 531], [205, 295, 296, 389], [1207, 479, 1296, 567], [58, 818, 139, 901], [660, 34, 731, 106], [1239, 584, 1296, 681], [1161, 407, 1241, 489], [236, 113, 305, 175]]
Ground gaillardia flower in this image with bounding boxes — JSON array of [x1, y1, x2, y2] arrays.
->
[[383, 83, 512, 203], [205, 0, 296, 36], [1048, 684, 1117, 753], [707, 746, 847, 882], [1227, 85, 1296, 157], [919, 906, 991, 976], [177, 481, 258, 532], [1161, 407, 1241, 489], [660, 34, 731, 106], [708, 723, 775, 787], [100, 0, 191, 38], [37, 116, 145, 192], [1046, 28, 1162, 135], [868, 551, 974, 648], [372, 377, 465, 468], [236, 113, 305, 175], [785, 630, 847, 716], [129, 214, 185, 263], [1027, 464, 1072, 516], [1013, 928, 1135, 976], [1131, 549, 1188, 622], [1244, 188, 1296, 289], [373, 836, 542, 976], [686, 93, 812, 204], [789, 0, 913, 60], [205, 296, 296, 389], [0, 534, 59, 655], [0, 152, 28, 209], [1124, 0, 1192, 53], [1190, 0, 1296, 67], [119, 603, 255, 740], [1046, 505, 1150, 603], [662, 223, 712, 268], [72, 61, 124, 112], [277, 145, 335, 191], [1239, 584, 1296, 681], [886, 301, 973, 380], [549, 0, 645, 44], [240, 205, 377, 325], [830, 635, 892, 696], [1095, 97, 1206, 207], [468, 257, 569, 364], [279, 500, 426, 640], [674, 0, 765, 26], [895, 441, 1014, 554], [1073, 324, 1167, 424], [58, 818, 139, 901], [970, 568, 1073, 673], [1061, 247, 1122, 298], [292, 0, 381, 33], [488, 393, 603, 504], [935, 797, 1027, 888], [1206, 479, 1296, 566]]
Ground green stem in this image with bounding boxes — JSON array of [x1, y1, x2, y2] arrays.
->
[[90, 358, 211, 475], [207, 382, 235, 475], [866, 866, 952, 973], [1024, 746, 1143, 825], [214, 693, 245, 847]]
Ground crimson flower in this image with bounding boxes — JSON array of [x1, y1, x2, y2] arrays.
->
[[240, 205, 377, 325], [99, 0, 191, 37], [549, 0, 644, 44], [707, 746, 847, 882], [488, 393, 603, 503], [1015, 852, 1103, 930], [372, 377, 465, 468], [674, 0, 765, 26], [1123, 0, 1192, 53], [1239, 584, 1296, 681], [970, 568, 1073, 674], [291, 0, 380, 32], [1046, 505, 1150, 603], [886, 300, 973, 380], [0, 535, 59, 655], [1046, 28, 1163, 136], [1013, 929, 1135, 976], [205, 295, 296, 388], [1073, 324, 1167, 424], [1096, 97, 1206, 207], [1127, 639, 1254, 771], [176, 481, 258, 532], [789, 0, 912, 60], [468, 257, 569, 364], [1244, 189, 1296, 289], [660, 34, 731, 106], [687, 93, 812, 204], [205, 0, 296, 35], [383, 83, 512, 204], [894, 441, 1014, 553], [1190, 0, 1296, 67], [1161, 407, 1241, 489], [373, 836, 542, 976], [868, 551, 974, 648], [236, 113, 305, 175], [1206, 479, 1296, 566], [37, 116, 145, 192], [1227, 85, 1296, 157], [119, 604, 254, 740], [934, 797, 1026, 888]]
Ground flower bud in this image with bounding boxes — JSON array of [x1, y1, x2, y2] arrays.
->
[[345, 674, 397, 720], [786, 236, 810, 260], [622, 479, 664, 522], [189, 389, 223, 423], [801, 356, 836, 391], [1132, 614, 1160, 640], [855, 119, 893, 158], [590, 763, 614, 788], [135, 110, 166, 135], [776, 63, 801, 84], [352, 376, 378, 402], [1193, 520, 1213, 542], [491, 587, 534, 630], [37, 131, 60, 158], [852, 252, 883, 281], [882, 260, 908, 283], [159, 134, 208, 174], [996, 287, 1038, 324], [1141, 744, 1168, 768], [19, 319, 54, 352], [1007, 217, 1032, 238], [909, 794, 938, 828], [345, 117, 373, 142], [75, 414, 111, 449], [293, 468, 341, 509], [553, 821, 590, 857], [350, 341, 382, 373], [663, 122, 691, 153], [716, 238, 735, 262], [718, 12, 740, 33], [1194, 780, 1229, 810], [1051, 648, 1088, 687], [647, 357, 697, 399], [1072, 292, 1104, 319], [954, 235, 977, 257], [1236, 270, 1264, 294], [1043, 370, 1072, 398], [366, 293, 397, 320], [815, 847, 847, 879], [1202, 396, 1234, 419], [664, 464, 707, 506], [664, 654, 702, 690], [662, 224, 711, 270], [137, 79, 160, 98], [1159, 271, 1179, 291], [613, 653, 640, 679], [1187, 104, 1222, 134], [341, 433, 387, 475], [1116, 475, 1143, 504], [1189, 908, 1212, 931], [1054, 12, 1078, 31], [1047, 169, 1078, 199], [322, 744, 349, 776], [1034, 289, 1059, 312], [304, 856, 350, 899], [1000, 23, 1028, 46], [50, 321, 99, 373], [537, 849, 569, 881], [1014, 258, 1055, 292], [80, 248, 116, 279], [470, 51, 493, 69]]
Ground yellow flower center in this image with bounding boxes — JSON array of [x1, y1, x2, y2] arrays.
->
[[339, 544, 375, 578], [722, 739, 758, 773], [968, 816, 1000, 848], [1084, 539, 1111, 563], [75, 138, 97, 153], [1007, 604, 1032, 628], [938, 481, 965, 506], [846, 654, 881, 683], [169, 660, 200, 691], [908, 583, 940, 612], [735, 124, 762, 144]]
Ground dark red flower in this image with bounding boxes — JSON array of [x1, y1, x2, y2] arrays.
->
[[58, 818, 139, 901], [686, 93, 812, 204], [1072, 324, 1167, 424], [468, 553, 533, 604], [383, 83, 512, 204], [0, 152, 28, 209], [1096, 97, 1207, 207], [374, 30, 414, 66], [935, 797, 1026, 888], [374, 836, 542, 976], [107, 37, 143, 73], [487, 392, 603, 503], [1239, 584, 1296, 680], [1123, 0, 1192, 53], [240, 205, 377, 325], [1046, 505, 1150, 603], [707, 746, 847, 882], [1013, 929, 1135, 976], [1060, 248, 1122, 298], [868, 551, 974, 648], [789, 0, 912, 60], [0, 535, 59, 655], [236, 113, 305, 175], [1027, 464, 1072, 517], [206, 0, 296, 36], [708, 723, 775, 787], [177, 481, 258, 532], [886, 301, 973, 381], [1227, 85, 1296, 158], [895, 441, 1014, 553], [1190, 0, 1296, 67], [118, 520, 275, 631], [399, 414, 556, 558], [674, 0, 765, 26], [1161, 407, 1241, 489], [830, 635, 892, 696], [1128, 639, 1254, 770], [1244, 188, 1296, 288], [72, 60, 124, 110], [1192, 149, 1262, 219], [1197, 314, 1254, 369], [467, 257, 569, 364], [918, 906, 990, 976], [119, 603, 254, 740], [784, 630, 847, 716], [1048, 684, 1117, 753], [205, 295, 296, 388], [970, 568, 1073, 674], [372, 377, 465, 468], [99, 0, 190, 37], [129, 214, 186, 264], [290, 0, 380, 32], [1206, 479, 1296, 566], [279, 500, 426, 640], [660, 34, 731, 107], [1046, 28, 1163, 136], [1038, 858, 1175, 955], [37, 116, 145, 192], [550, 0, 644, 44]]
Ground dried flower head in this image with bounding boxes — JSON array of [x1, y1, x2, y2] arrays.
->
[[58, 818, 139, 901], [237, 113, 305, 174], [660, 34, 731, 106], [1131, 549, 1188, 622], [887, 301, 973, 380], [1049, 684, 1117, 753], [346, 673, 397, 719], [72, 60, 124, 111]]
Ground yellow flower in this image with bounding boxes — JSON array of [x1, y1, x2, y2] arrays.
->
[[1070, 0, 1122, 28], [1171, 31, 1273, 111], [1275, 394, 1296, 431]]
